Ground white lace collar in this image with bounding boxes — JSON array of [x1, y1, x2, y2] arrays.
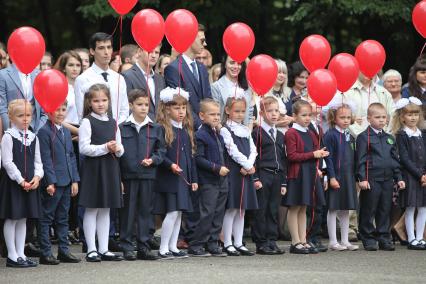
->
[[226, 120, 250, 138], [5, 125, 36, 146], [292, 122, 308, 132], [171, 119, 183, 129], [403, 126, 422, 137], [91, 112, 109, 121]]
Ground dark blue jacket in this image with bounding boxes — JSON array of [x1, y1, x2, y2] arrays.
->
[[119, 120, 166, 180], [37, 121, 80, 187], [195, 124, 226, 185]]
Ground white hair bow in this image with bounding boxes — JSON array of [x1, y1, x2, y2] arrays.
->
[[327, 99, 357, 113], [395, 97, 422, 110], [159, 87, 189, 103]]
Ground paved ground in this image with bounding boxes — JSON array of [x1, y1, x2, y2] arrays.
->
[[1, 241, 426, 284]]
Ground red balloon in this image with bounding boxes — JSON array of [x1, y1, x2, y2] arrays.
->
[[413, 1, 426, 38], [355, 40, 386, 78], [299, 35, 331, 73], [7, 27, 45, 74], [33, 70, 68, 113], [307, 69, 337, 107], [108, 0, 138, 15], [328, 53, 359, 92], [246, 54, 278, 96], [132, 9, 164, 53], [165, 9, 198, 53], [223, 23, 255, 63]]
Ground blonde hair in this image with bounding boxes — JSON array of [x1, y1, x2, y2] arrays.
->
[[391, 103, 424, 135], [82, 84, 111, 118], [292, 99, 312, 115], [259, 96, 279, 113], [327, 104, 354, 128], [8, 99, 32, 122], [222, 96, 247, 125], [199, 98, 219, 113], [156, 94, 195, 153]]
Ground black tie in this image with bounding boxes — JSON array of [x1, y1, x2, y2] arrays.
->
[[59, 127, 65, 139], [101, 72, 108, 82], [269, 128, 275, 141], [269, 128, 280, 170], [214, 131, 225, 165]]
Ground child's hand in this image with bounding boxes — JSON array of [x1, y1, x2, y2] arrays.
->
[[106, 141, 118, 153], [281, 187, 287, 196], [330, 178, 340, 190], [141, 158, 153, 167], [421, 175, 426, 184], [46, 184, 55, 196], [29, 176, 40, 190], [398, 181, 406, 190], [20, 181, 31, 191], [71, 183, 79, 197], [317, 169, 324, 178], [171, 163, 183, 174], [359, 181, 370, 190], [247, 167, 256, 175], [323, 180, 329, 191], [254, 181, 262, 190], [313, 148, 329, 159], [219, 166, 230, 176], [240, 168, 248, 176], [191, 183, 198, 192], [215, 124, 222, 131]]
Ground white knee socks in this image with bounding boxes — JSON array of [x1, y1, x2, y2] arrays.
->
[[83, 208, 110, 255], [223, 209, 237, 249], [405, 207, 416, 242], [169, 212, 182, 253], [327, 210, 337, 245], [337, 210, 350, 245], [415, 207, 426, 241], [15, 219, 27, 259], [4, 219, 18, 261], [97, 208, 110, 254], [233, 210, 245, 248], [160, 211, 179, 254]]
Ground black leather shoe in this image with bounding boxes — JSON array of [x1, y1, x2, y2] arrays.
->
[[57, 252, 81, 263], [223, 245, 240, 256], [310, 241, 328, 253], [171, 250, 189, 259], [208, 247, 227, 257], [137, 249, 160, 260], [379, 242, 395, 251], [99, 251, 124, 261], [108, 238, 122, 252], [158, 251, 174, 260], [147, 237, 161, 250], [235, 245, 255, 256], [289, 243, 309, 254], [188, 248, 211, 257], [6, 257, 30, 268], [25, 258, 38, 267], [256, 246, 276, 255], [40, 255, 60, 265], [269, 244, 285, 255], [363, 243, 378, 251], [85, 251, 101, 262], [24, 243, 41, 257], [123, 250, 137, 261], [305, 242, 319, 254]]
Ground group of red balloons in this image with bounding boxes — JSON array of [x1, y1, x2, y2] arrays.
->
[[6, 0, 426, 113]]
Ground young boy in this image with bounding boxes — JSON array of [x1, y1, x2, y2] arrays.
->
[[119, 89, 166, 261], [356, 103, 405, 251], [188, 99, 229, 257], [37, 101, 81, 265], [251, 96, 287, 255]]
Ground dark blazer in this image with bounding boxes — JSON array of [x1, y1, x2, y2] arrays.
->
[[164, 55, 212, 128], [356, 126, 402, 182], [37, 121, 80, 187], [122, 64, 165, 121], [0, 64, 47, 133], [284, 128, 319, 179], [395, 129, 426, 179]]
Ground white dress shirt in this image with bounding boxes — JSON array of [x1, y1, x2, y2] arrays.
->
[[261, 120, 276, 140], [65, 84, 79, 125], [182, 54, 199, 79], [1, 126, 44, 184], [220, 120, 257, 170], [79, 112, 124, 157], [136, 63, 156, 104], [74, 63, 129, 124], [126, 114, 152, 133], [18, 71, 33, 100]]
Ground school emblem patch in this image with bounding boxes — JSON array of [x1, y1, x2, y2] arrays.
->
[[387, 138, 394, 145]]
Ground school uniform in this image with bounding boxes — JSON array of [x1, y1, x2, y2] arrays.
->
[[189, 124, 228, 252], [37, 121, 80, 257], [0, 127, 44, 219], [251, 122, 287, 250], [119, 115, 166, 253], [153, 122, 197, 214], [356, 126, 402, 247]]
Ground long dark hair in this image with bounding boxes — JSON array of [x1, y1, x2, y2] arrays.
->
[[408, 56, 426, 100], [219, 55, 248, 90], [287, 61, 307, 88]]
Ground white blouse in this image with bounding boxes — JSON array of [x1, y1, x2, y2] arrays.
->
[[65, 84, 79, 125]]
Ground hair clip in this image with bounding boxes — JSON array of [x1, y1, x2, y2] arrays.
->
[[395, 97, 422, 110], [159, 87, 189, 103]]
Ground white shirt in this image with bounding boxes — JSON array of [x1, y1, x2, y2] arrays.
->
[[126, 114, 152, 133], [171, 119, 183, 129], [182, 54, 199, 79], [370, 126, 383, 135], [74, 63, 129, 124], [136, 63, 156, 104], [18, 71, 33, 100], [403, 126, 422, 137], [292, 122, 308, 132], [1, 127, 44, 184], [261, 120, 276, 140], [79, 112, 124, 157], [65, 84, 79, 125], [220, 120, 257, 170]]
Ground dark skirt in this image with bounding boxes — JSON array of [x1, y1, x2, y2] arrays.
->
[[78, 154, 122, 208], [0, 169, 41, 219], [226, 173, 258, 210], [399, 172, 426, 208], [152, 186, 193, 214]]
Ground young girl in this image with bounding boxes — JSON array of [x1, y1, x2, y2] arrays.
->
[[0, 99, 43, 267], [154, 87, 198, 259], [220, 96, 258, 256], [282, 100, 328, 254], [393, 97, 426, 250], [78, 84, 124, 262], [323, 103, 359, 251]]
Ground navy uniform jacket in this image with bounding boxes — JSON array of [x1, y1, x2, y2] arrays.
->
[[37, 121, 80, 187], [356, 126, 402, 182]]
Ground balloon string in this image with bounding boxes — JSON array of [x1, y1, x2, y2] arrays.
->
[[175, 129, 190, 186], [239, 175, 245, 217], [50, 119, 57, 171], [178, 55, 182, 96], [23, 75, 29, 183], [420, 42, 426, 57], [143, 52, 151, 159], [111, 16, 121, 37], [114, 15, 123, 136]]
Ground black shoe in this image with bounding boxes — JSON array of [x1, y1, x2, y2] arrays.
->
[[379, 242, 395, 251], [137, 249, 160, 260], [24, 243, 41, 257], [158, 251, 175, 260], [67, 231, 80, 245], [188, 248, 211, 257], [6, 257, 30, 268], [57, 251, 81, 263], [147, 237, 160, 250], [108, 238, 122, 252], [25, 258, 38, 267], [85, 251, 101, 262], [208, 247, 227, 257], [289, 243, 309, 254], [99, 251, 124, 261], [269, 243, 285, 255], [256, 246, 276, 255], [304, 243, 319, 254], [363, 243, 378, 251], [310, 241, 328, 252], [123, 250, 137, 261], [223, 245, 240, 256], [235, 245, 255, 256], [39, 255, 60, 265], [171, 250, 189, 259]]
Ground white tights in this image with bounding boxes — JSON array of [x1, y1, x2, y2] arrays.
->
[[83, 208, 110, 255], [405, 207, 426, 242], [223, 209, 245, 249], [159, 211, 182, 254], [3, 218, 27, 261], [327, 210, 350, 245]]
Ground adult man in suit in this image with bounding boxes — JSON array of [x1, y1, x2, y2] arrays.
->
[[0, 64, 47, 133], [122, 44, 165, 121], [164, 24, 212, 129]]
